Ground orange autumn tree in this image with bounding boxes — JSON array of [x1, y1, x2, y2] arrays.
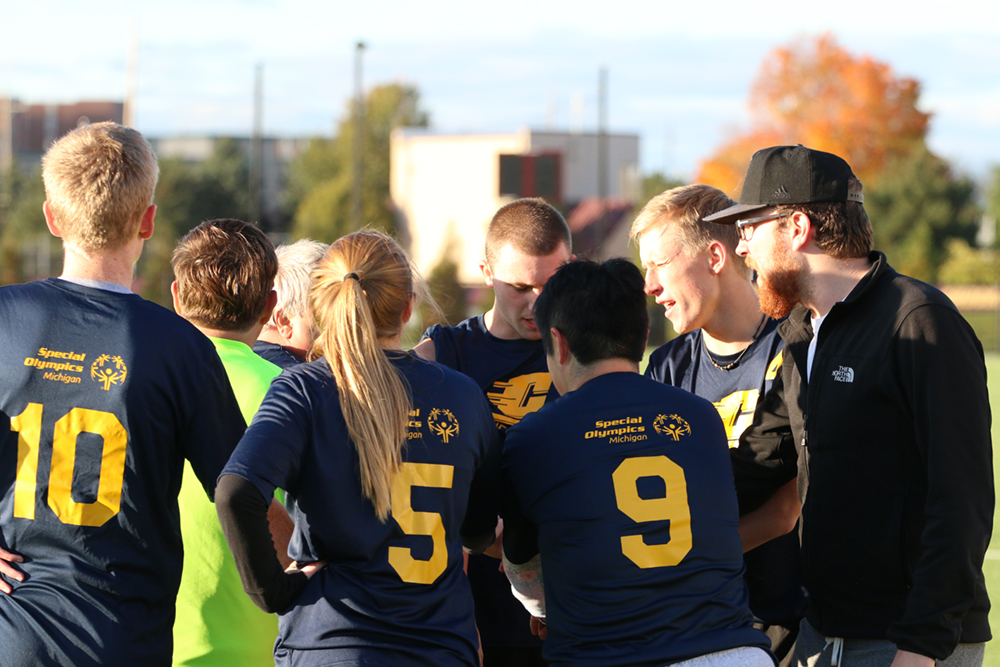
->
[[695, 34, 930, 196]]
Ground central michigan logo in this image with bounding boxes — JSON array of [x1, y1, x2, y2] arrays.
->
[[487, 372, 552, 428], [91, 355, 127, 390]]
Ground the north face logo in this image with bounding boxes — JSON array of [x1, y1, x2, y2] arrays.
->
[[832, 366, 854, 383], [772, 185, 791, 199]]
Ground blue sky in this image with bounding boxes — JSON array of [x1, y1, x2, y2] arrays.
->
[[3, 0, 998, 181]]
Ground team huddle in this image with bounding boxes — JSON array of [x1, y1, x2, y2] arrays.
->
[[0, 123, 992, 667]]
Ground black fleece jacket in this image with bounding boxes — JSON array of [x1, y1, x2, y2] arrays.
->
[[733, 251, 993, 660]]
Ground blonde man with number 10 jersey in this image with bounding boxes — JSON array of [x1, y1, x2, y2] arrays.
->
[[0, 123, 245, 666]]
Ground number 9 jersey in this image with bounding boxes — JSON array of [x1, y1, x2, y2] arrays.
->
[[502, 372, 772, 667], [0, 279, 246, 666]]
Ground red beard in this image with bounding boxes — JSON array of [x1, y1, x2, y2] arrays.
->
[[749, 243, 810, 319]]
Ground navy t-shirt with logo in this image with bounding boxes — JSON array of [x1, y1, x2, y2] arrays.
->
[[0, 279, 245, 666], [503, 372, 770, 666], [422, 315, 558, 647], [222, 352, 501, 666], [645, 319, 806, 625]]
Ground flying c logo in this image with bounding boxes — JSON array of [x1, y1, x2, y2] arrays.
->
[[487, 372, 552, 428]]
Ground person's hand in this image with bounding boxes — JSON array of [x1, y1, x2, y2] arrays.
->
[[889, 650, 934, 667], [285, 560, 327, 579], [482, 519, 504, 560], [0, 545, 25, 594], [529, 615, 547, 640]]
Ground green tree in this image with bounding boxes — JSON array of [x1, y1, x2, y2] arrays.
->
[[288, 83, 429, 242], [938, 238, 998, 285], [985, 165, 1000, 246], [135, 140, 252, 305], [0, 164, 49, 285], [866, 148, 979, 283], [640, 172, 685, 205]]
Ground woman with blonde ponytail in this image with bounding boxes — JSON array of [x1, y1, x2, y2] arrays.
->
[[217, 231, 502, 667]]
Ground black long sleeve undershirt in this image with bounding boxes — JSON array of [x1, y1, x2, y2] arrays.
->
[[216, 473, 308, 614]]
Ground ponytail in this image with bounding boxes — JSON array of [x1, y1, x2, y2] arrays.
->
[[311, 231, 413, 521]]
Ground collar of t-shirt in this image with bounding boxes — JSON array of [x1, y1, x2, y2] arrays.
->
[[57, 276, 133, 295], [806, 313, 829, 383]]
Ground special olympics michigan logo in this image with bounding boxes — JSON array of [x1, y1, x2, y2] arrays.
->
[[427, 408, 460, 443], [653, 414, 691, 441], [91, 354, 127, 391]]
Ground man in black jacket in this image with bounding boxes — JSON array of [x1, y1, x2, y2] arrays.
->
[[705, 145, 992, 667]]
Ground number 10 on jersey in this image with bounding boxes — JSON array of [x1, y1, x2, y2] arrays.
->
[[10, 402, 128, 527]]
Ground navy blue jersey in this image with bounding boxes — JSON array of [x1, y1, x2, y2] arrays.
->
[[645, 321, 805, 625], [645, 319, 784, 449], [503, 372, 770, 667], [422, 315, 558, 647], [253, 340, 304, 370], [0, 279, 245, 666], [222, 352, 502, 666], [424, 316, 558, 431]]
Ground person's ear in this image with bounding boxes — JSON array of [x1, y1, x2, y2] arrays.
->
[[260, 290, 278, 325], [706, 241, 727, 275], [788, 211, 813, 251], [43, 201, 62, 238], [138, 205, 156, 240], [401, 294, 416, 327], [480, 259, 494, 288], [170, 281, 183, 315], [550, 327, 572, 365], [274, 307, 293, 339]]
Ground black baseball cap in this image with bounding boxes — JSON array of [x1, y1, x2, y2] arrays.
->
[[704, 144, 863, 225]]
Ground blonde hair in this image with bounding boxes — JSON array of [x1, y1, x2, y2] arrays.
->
[[630, 184, 749, 278], [42, 122, 159, 252], [311, 231, 413, 521]]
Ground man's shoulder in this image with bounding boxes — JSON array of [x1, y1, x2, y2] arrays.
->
[[648, 331, 699, 366], [252, 340, 303, 370], [423, 315, 485, 346], [213, 338, 282, 382]]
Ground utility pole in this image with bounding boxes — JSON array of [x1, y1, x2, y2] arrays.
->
[[596, 67, 608, 258], [352, 41, 366, 231], [250, 63, 264, 226], [123, 23, 139, 127]]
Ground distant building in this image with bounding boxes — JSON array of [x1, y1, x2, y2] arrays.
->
[[0, 97, 123, 174], [391, 128, 640, 285]]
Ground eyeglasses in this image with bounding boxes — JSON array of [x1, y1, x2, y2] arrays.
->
[[735, 212, 787, 242]]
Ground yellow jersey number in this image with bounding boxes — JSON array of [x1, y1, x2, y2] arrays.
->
[[10, 403, 128, 527], [612, 455, 692, 568], [388, 462, 455, 585]]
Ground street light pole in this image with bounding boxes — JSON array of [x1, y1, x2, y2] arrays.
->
[[352, 41, 366, 231]]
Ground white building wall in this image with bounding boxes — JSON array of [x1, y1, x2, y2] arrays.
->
[[527, 131, 639, 201], [391, 129, 530, 284], [390, 128, 640, 286]]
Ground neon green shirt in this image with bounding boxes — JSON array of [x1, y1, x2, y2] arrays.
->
[[173, 337, 282, 666]]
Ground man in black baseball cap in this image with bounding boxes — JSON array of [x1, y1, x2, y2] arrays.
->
[[718, 144, 992, 667]]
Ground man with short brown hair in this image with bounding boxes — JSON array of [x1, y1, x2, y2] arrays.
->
[[415, 197, 571, 666], [170, 218, 293, 667]]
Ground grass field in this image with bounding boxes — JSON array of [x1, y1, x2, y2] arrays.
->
[[982, 355, 1000, 664]]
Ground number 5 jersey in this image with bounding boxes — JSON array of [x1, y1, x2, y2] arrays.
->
[[0, 279, 246, 666]]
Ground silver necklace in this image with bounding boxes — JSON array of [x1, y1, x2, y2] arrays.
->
[[705, 315, 767, 372]]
